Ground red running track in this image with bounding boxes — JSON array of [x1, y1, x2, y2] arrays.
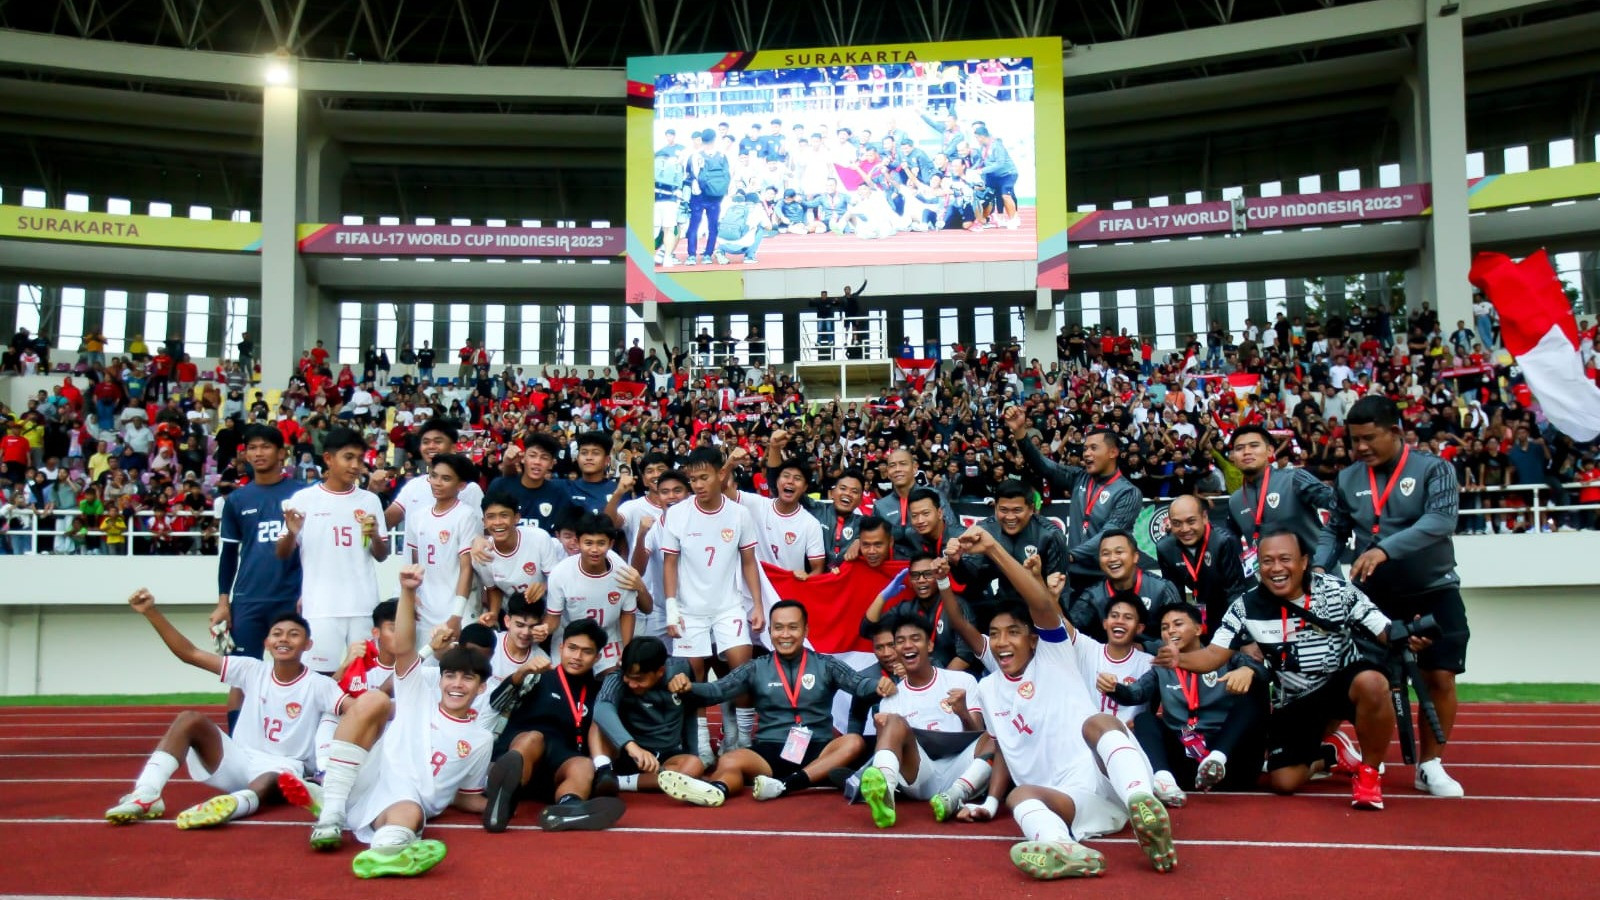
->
[[1, 702, 1598, 899]]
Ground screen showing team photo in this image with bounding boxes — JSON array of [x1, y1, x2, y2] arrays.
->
[[647, 57, 1038, 272]]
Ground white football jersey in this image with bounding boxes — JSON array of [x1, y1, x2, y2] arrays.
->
[[546, 555, 639, 674], [737, 491, 825, 574], [619, 496, 669, 561], [970, 630, 1103, 794], [658, 498, 757, 616], [635, 526, 668, 638], [878, 667, 979, 732], [475, 631, 548, 716], [289, 484, 389, 618], [395, 474, 483, 526], [389, 659, 492, 818], [472, 525, 566, 599], [403, 498, 484, 632], [222, 656, 346, 773], [1072, 636, 1153, 724]]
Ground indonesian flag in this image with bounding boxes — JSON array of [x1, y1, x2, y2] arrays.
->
[[608, 381, 647, 406], [1469, 250, 1600, 441], [759, 560, 909, 655], [1181, 350, 1199, 381], [1227, 372, 1261, 401]]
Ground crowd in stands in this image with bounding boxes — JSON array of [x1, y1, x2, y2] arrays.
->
[[3, 293, 1599, 556]]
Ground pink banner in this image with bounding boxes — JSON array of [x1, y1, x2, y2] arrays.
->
[[1244, 185, 1430, 229], [1068, 202, 1234, 241], [298, 224, 624, 258]]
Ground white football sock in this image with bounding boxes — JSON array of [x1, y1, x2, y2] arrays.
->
[[697, 717, 712, 754], [228, 789, 260, 819], [1206, 750, 1228, 767], [951, 757, 993, 802], [319, 740, 368, 826], [618, 774, 640, 792], [872, 749, 900, 781], [593, 755, 612, 769], [735, 707, 756, 742], [133, 750, 179, 797], [1013, 798, 1072, 844], [1097, 729, 1154, 805], [313, 716, 338, 772]]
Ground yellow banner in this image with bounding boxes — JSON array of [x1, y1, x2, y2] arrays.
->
[[1465, 162, 1600, 212], [0, 205, 262, 251]]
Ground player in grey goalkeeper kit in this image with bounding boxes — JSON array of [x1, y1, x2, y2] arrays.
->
[[656, 600, 895, 806]]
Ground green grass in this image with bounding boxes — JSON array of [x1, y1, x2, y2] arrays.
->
[[3, 685, 1598, 706]]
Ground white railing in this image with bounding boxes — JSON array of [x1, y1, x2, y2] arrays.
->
[[1, 509, 217, 556], [797, 313, 888, 362], [1452, 481, 1599, 532]]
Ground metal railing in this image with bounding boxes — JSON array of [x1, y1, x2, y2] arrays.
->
[[0, 508, 217, 556], [797, 313, 888, 362], [1452, 481, 1600, 532]]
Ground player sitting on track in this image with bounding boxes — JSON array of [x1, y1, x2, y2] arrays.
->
[[657, 600, 895, 806], [855, 611, 994, 829], [591, 636, 709, 795], [278, 564, 491, 879], [106, 588, 346, 830], [1168, 530, 1426, 811], [952, 525, 1177, 880], [480, 619, 625, 833], [1101, 603, 1267, 795]]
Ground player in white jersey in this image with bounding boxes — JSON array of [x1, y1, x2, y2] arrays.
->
[[401, 453, 483, 638], [475, 594, 553, 715], [544, 513, 639, 675], [954, 526, 1177, 881], [470, 491, 567, 628], [617, 452, 673, 551], [855, 611, 995, 830], [277, 427, 390, 673], [106, 589, 346, 830], [280, 565, 493, 879], [1079, 594, 1155, 727], [629, 469, 691, 640], [375, 417, 484, 532], [724, 450, 825, 575]]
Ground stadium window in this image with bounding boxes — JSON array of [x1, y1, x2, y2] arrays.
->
[[1184, 191, 1203, 204], [1226, 282, 1248, 333], [450, 218, 470, 227], [144, 292, 169, 342], [1149, 196, 1169, 207], [902, 309, 924, 353], [591, 220, 611, 228], [376, 304, 397, 356], [232, 210, 252, 223], [1079, 293, 1100, 331], [184, 294, 209, 358], [379, 216, 400, 226], [1378, 164, 1400, 188], [58, 287, 86, 350], [1466, 152, 1485, 179], [15, 285, 42, 334], [591, 306, 613, 367], [1298, 175, 1321, 194], [189, 205, 213, 220], [103, 290, 128, 353], [413, 303, 434, 353], [108, 197, 132, 215], [485, 304, 507, 366], [765, 312, 784, 363], [939, 308, 960, 350], [416, 217, 436, 226], [1111, 200, 1133, 210], [1153, 287, 1176, 348], [487, 219, 507, 227], [797, 311, 817, 358], [224, 297, 249, 356], [339, 302, 362, 365], [342, 215, 364, 225], [150, 202, 172, 218], [65, 193, 90, 212], [975, 309, 996, 350], [1549, 138, 1575, 167], [1504, 145, 1529, 174], [1220, 186, 1243, 201], [520, 305, 541, 365], [21, 189, 46, 208], [561, 305, 578, 365], [1075, 203, 1096, 212], [1265, 279, 1289, 321], [449, 304, 470, 358], [624, 308, 646, 356], [1259, 181, 1282, 198], [1117, 289, 1138, 336], [1338, 170, 1361, 191]]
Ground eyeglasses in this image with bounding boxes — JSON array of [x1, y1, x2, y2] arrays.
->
[[908, 571, 939, 580]]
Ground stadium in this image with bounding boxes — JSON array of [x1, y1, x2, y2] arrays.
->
[[1, 0, 1598, 895]]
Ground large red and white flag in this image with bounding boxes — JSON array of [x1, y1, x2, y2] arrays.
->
[[1227, 372, 1261, 401], [1469, 250, 1600, 441]]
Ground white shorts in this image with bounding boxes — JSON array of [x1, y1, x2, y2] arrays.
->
[[185, 730, 302, 793], [343, 736, 425, 845], [654, 201, 679, 230], [903, 738, 982, 801], [634, 605, 670, 641], [1049, 774, 1128, 841], [672, 608, 751, 659], [304, 615, 371, 673]]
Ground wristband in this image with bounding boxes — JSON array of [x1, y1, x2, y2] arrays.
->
[[451, 595, 470, 618], [936, 577, 952, 591], [419, 644, 435, 661], [980, 795, 1000, 817], [665, 597, 680, 626]]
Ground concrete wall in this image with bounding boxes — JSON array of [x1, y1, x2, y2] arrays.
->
[[1, 534, 1594, 694]]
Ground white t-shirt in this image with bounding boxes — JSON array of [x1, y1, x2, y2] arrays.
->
[[289, 484, 390, 618], [221, 656, 345, 774], [658, 498, 758, 617], [878, 667, 979, 732], [545, 555, 639, 674], [737, 491, 825, 574], [1071, 635, 1153, 724], [970, 627, 1102, 794], [471, 525, 566, 601], [384, 659, 492, 820], [403, 498, 484, 632], [395, 473, 483, 527]]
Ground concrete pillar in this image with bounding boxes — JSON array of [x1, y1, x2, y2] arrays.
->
[[1023, 288, 1057, 364], [259, 80, 313, 389], [1418, 8, 1473, 330]]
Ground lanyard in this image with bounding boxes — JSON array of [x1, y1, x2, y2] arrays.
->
[[1179, 524, 1211, 586], [1250, 468, 1272, 541], [554, 667, 588, 745], [1176, 669, 1200, 728], [774, 653, 809, 724], [834, 514, 845, 543], [1083, 472, 1121, 531], [899, 493, 908, 524], [1106, 570, 1142, 601], [1366, 445, 1410, 536]]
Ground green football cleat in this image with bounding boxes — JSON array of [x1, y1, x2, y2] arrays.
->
[[858, 766, 896, 828], [175, 794, 238, 830], [352, 839, 448, 879], [929, 789, 961, 823], [1009, 840, 1107, 880]]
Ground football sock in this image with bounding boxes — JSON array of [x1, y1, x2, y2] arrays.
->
[[710, 781, 731, 796], [871, 749, 900, 781], [371, 824, 416, 849], [1014, 798, 1072, 844], [735, 708, 756, 743], [952, 757, 993, 802], [228, 789, 260, 819], [697, 717, 712, 755], [592, 755, 612, 770], [1097, 730, 1154, 805], [319, 740, 368, 825], [555, 793, 582, 806], [133, 751, 180, 797], [618, 775, 640, 792]]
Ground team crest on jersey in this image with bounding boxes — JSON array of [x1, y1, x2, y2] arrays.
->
[[1399, 477, 1416, 497], [720, 528, 735, 542], [1023, 545, 1037, 558], [784, 532, 797, 545], [456, 739, 472, 759], [800, 673, 816, 690], [608, 591, 621, 605], [1017, 681, 1035, 699], [1266, 492, 1281, 510], [353, 509, 367, 522], [284, 702, 302, 720], [439, 530, 450, 543], [522, 562, 538, 576], [842, 527, 854, 539], [539, 502, 553, 517], [1202, 671, 1220, 688]]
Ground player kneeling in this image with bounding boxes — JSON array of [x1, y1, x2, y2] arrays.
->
[[278, 565, 492, 879], [591, 636, 709, 795], [107, 589, 346, 829]]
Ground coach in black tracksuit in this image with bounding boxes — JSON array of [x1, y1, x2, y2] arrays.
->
[[1226, 425, 1339, 575], [1157, 494, 1249, 633]]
